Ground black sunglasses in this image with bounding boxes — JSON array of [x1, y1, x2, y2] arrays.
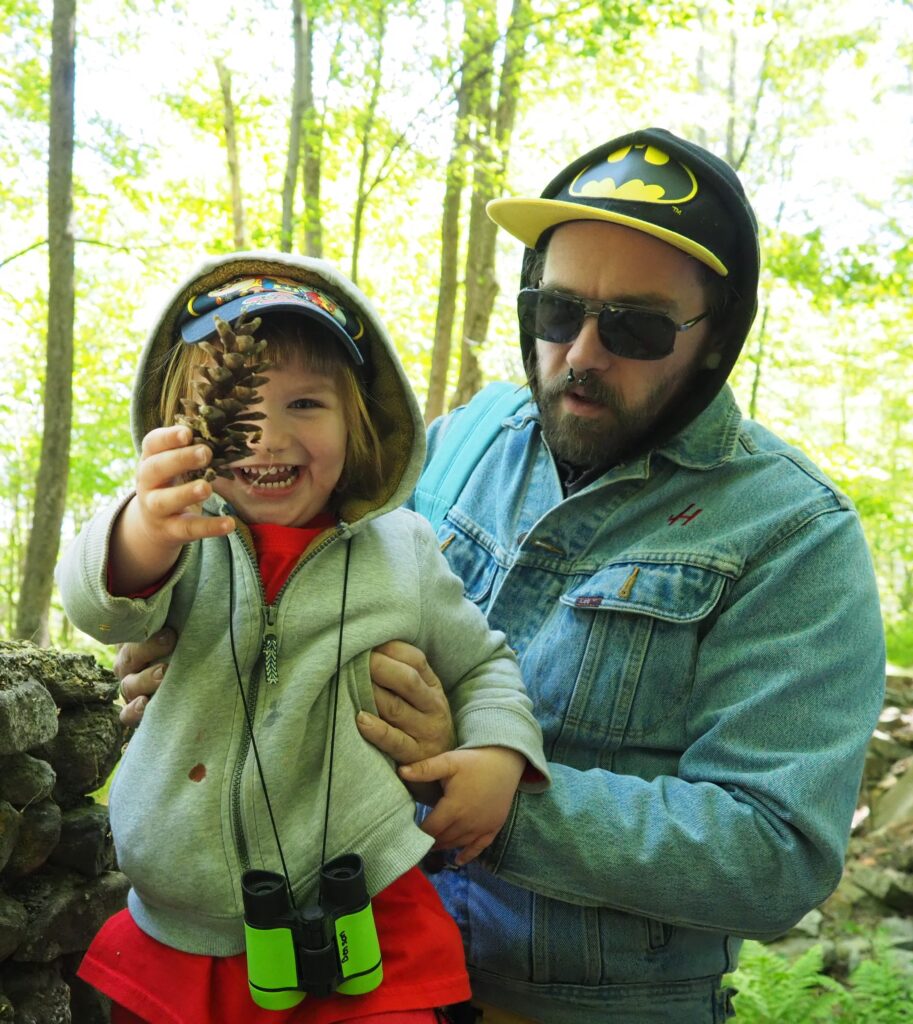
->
[[517, 288, 710, 361]]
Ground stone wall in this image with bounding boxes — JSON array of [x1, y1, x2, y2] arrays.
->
[[1, 639, 909, 1015], [764, 666, 913, 976], [0, 642, 128, 1024]]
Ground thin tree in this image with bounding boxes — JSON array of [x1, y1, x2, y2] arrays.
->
[[350, 2, 388, 285], [423, 61, 473, 423], [216, 57, 247, 250], [281, 0, 307, 253], [16, 0, 76, 645], [450, 0, 528, 410], [300, 2, 323, 257]]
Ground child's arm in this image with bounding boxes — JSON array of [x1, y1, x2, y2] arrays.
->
[[399, 746, 526, 865], [110, 425, 234, 595]]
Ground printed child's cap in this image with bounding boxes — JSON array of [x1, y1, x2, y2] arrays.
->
[[177, 276, 367, 366]]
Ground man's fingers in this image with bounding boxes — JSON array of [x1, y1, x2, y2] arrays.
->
[[355, 711, 419, 763], [113, 630, 177, 680], [399, 752, 455, 784], [370, 643, 443, 714], [119, 663, 167, 705], [119, 696, 148, 728]]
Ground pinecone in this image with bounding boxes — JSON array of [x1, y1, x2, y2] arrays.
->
[[175, 314, 272, 481]]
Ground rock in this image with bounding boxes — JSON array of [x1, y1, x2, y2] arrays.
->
[[9, 868, 128, 963], [49, 803, 115, 878], [869, 729, 913, 762], [0, 754, 56, 808], [765, 934, 836, 967], [0, 802, 22, 874], [4, 800, 62, 879], [60, 953, 111, 1024], [871, 759, 913, 830], [0, 993, 13, 1020], [0, 961, 71, 1023], [34, 707, 125, 808], [790, 908, 823, 938], [0, 679, 58, 757], [852, 866, 913, 915], [0, 642, 118, 709], [0, 892, 28, 961], [835, 934, 874, 974], [879, 915, 913, 951]]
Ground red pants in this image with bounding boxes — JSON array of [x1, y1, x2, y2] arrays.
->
[[112, 1009, 440, 1024]]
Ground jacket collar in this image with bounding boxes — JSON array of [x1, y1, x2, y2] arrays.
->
[[654, 385, 743, 471]]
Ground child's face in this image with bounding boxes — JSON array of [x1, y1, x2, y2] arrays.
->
[[210, 356, 348, 527]]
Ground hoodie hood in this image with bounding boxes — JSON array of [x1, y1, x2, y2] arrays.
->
[[488, 127, 760, 453], [133, 251, 424, 526]]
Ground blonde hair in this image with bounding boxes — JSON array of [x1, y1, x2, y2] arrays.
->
[[159, 313, 384, 503]]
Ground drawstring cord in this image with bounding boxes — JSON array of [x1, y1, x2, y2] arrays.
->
[[225, 531, 353, 906]]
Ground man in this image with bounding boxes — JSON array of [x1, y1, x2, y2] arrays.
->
[[114, 128, 885, 1023]]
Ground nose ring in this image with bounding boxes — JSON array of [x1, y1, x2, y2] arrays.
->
[[566, 369, 589, 386]]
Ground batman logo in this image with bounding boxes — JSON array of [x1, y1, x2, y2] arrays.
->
[[568, 145, 697, 205]]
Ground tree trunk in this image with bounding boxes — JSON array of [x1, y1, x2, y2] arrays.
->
[[350, 3, 388, 286], [301, 8, 322, 258], [450, 0, 527, 410], [281, 0, 306, 253], [16, 0, 76, 645], [423, 19, 476, 424], [215, 58, 247, 250]]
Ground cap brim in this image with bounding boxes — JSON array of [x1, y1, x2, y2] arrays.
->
[[180, 293, 365, 365], [487, 197, 728, 277]]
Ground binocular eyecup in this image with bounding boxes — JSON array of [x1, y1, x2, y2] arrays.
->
[[242, 853, 383, 1010]]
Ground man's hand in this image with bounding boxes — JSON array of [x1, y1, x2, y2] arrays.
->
[[114, 628, 176, 727], [400, 746, 525, 865], [357, 641, 456, 764]]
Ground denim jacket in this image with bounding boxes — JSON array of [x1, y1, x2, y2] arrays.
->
[[419, 385, 884, 1023]]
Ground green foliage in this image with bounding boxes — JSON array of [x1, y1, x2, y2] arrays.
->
[[2, 0, 913, 647], [727, 935, 913, 1023]]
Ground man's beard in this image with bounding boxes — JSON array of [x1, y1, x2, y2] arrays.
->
[[533, 366, 685, 472]]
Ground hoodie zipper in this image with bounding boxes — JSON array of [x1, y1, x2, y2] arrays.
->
[[228, 523, 345, 872]]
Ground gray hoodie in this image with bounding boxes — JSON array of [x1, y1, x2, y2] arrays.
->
[[57, 252, 548, 956]]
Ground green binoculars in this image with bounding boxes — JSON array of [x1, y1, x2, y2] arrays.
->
[[241, 853, 383, 1010]]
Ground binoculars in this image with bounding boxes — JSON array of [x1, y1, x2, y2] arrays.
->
[[242, 853, 383, 1010]]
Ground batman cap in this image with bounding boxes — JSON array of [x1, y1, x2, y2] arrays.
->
[[487, 127, 759, 280]]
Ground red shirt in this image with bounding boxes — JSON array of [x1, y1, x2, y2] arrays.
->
[[82, 520, 469, 1022]]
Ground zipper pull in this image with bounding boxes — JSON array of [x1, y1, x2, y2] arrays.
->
[[263, 606, 279, 686]]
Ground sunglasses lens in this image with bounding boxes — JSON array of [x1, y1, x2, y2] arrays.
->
[[518, 291, 582, 344], [598, 309, 675, 360]]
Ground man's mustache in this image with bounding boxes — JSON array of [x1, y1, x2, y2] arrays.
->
[[540, 371, 624, 413]]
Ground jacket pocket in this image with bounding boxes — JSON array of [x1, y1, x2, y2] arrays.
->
[[549, 559, 731, 757], [560, 559, 728, 622], [436, 524, 500, 606]]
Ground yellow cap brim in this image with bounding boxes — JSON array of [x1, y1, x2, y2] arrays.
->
[[486, 197, 728, 277]]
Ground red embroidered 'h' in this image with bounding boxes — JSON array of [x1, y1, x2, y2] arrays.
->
[[668, 503, 703, 525]]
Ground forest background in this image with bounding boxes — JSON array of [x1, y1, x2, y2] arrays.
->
[[2, 0, 913, 666]]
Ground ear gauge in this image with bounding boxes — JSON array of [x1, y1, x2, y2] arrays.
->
[[703, 350, 722, 369]]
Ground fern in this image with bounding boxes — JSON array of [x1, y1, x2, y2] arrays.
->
[[726, 931, 913, 1024], [837, 932, 913, 1023], [726, 941, 845, 1022]]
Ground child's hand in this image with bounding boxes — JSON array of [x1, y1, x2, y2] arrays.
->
[[399, 746, 526, 866], [131, 426, 234, 547], [109, 426, 234, 594]]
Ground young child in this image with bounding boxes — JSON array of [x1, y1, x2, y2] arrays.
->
[[57, 252, 549, 1024]]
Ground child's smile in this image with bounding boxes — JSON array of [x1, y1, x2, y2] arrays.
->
[[234, 463, 300, 490], [211, 360, 348, 527]]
